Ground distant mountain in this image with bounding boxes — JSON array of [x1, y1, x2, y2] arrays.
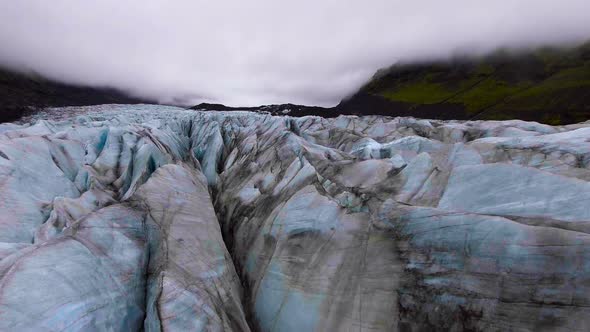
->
[[0, 67, 150, 122], [5, 42, 590, 125], [337, 42, 590, 124], [191, 43, 590, 124]]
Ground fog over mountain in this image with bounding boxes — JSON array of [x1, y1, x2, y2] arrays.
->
[[1, 0, 589, 106]]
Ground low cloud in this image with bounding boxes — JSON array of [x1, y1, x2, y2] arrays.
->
[[1, 0, 589, 106]]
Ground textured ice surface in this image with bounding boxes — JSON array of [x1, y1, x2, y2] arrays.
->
[[1, 104, 590, 331]]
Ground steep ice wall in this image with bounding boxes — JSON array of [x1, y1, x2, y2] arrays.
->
[[0, 104, 589, 331]]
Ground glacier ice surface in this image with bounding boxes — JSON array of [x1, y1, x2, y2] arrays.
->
[[0, 104, 589, 331]]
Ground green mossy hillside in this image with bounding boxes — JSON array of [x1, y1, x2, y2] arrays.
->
[[359, 42, 590, 124]]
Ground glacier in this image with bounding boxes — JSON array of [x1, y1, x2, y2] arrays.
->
[[0, 104, 589, 331]]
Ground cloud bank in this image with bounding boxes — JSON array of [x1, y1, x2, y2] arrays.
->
[[1, 1, 589, 106]]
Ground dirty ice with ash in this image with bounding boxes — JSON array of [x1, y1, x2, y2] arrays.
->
[[1, 104, 590, 331]]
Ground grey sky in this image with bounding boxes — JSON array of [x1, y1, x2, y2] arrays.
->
[[0, 1, 589, 106]]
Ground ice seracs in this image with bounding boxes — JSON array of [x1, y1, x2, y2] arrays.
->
[[0, 104, 589, 331]]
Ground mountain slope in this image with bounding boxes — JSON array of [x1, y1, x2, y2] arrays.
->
[[338, 42, 590, 124], [0, 67, 150, 122]]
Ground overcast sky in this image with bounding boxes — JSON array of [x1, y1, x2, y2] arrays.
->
[[0, 1, 589, 106]]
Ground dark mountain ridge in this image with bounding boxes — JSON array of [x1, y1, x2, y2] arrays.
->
[[0, 67, 151, 122], [192, 42, 590, 124], [336, 42, 590, 124], [2, 41, 590, 124]]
